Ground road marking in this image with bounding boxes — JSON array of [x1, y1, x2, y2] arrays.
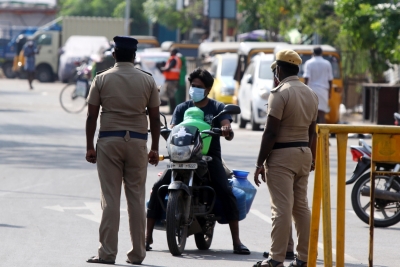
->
[[0, 182, 49, 197], [44, 202, 127, 223], [250, 209, 360, 262]]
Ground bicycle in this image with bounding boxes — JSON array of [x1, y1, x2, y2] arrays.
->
[[59, 58, 92, 113]]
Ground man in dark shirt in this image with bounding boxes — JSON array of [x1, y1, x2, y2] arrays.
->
[[145, 68, 250, 255]]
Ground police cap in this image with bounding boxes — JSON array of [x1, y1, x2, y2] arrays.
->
[[113, 36, 138, 50], [271, 61, 277, 71], [276, 49, 302, 66]]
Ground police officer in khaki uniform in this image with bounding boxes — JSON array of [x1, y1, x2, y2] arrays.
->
[[85, 36, 160, 265], [253, 50, 318, 267], [262, 60, 295, 261]]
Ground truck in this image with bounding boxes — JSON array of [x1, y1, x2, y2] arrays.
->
[[14, 16, 126, 82]]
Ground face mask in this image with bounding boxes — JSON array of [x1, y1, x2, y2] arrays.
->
[[274, 67, 280, 84], [189, 86, 205, 102], [273, 70, 279, 87]]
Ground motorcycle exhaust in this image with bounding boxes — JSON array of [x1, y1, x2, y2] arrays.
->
[[360, 186, 400, 202]]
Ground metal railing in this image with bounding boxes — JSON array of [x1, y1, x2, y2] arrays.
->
[[308, 124, 400, 267]]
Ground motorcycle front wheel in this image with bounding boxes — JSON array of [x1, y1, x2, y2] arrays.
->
[[351, 172, 400, 227], [166, 190, 188, 256], [194, 221, 215, 250], [59, 82, 87, 114]]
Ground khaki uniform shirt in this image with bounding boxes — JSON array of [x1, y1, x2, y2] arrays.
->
[[87, 62, 160, 134], [267, 76, 318, 143]]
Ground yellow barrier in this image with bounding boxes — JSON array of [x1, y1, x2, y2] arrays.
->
[[308, 124, 400, 267]]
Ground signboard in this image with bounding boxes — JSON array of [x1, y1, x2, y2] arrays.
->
[[208, 0, 236, 19]]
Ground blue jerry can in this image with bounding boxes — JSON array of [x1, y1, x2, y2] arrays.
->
[[214, 185, 247, 224], [231, 170, 257, 213]]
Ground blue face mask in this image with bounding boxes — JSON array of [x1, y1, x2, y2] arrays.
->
[[189, 86, 206, 102]]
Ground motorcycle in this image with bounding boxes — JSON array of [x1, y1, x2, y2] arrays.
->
[[347, 139, 400, 227], [154, 104, 247, 256]]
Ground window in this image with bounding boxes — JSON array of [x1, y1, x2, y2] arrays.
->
[[220, 57, 237, 77], [258, 61, 273, 79], [36, 33, 52, 45]]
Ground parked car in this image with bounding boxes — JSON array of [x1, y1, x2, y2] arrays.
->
[[237, 53, 274, 130], [208, 53, 238, 104], [58, 35, 110, 83]]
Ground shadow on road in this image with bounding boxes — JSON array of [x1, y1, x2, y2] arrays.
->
[[0, 224, 25, 228]]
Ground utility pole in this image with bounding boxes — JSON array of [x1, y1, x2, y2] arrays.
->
[[124, 0, 131, 36], [220, 0, 224, 41]]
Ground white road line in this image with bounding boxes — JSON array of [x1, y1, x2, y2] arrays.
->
[[250, 209, 360, 262], [0, 182, 49, 197]]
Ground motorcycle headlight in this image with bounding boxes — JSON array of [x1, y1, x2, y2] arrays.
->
[[169, 144, 193, 162]]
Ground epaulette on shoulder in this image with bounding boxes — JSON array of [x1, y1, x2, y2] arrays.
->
[[96, 67, 113, 75], [136, 68, 152, 76], [271, 83, 284, 93]]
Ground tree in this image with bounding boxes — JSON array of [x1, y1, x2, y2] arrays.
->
[[143, 0, 203, 33], [57, 0, 149, 35], [336, 0, 400, 82]]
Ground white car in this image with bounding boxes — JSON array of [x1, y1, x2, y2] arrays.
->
[[237, 53, 274, 130]]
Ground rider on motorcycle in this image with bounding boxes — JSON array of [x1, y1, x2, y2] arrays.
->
[[145, 68, 251, 255]]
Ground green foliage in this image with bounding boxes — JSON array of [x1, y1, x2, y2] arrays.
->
[[57, 0, 149, 35], [143, 0, 203, 33], [336, 0, 400, 81]]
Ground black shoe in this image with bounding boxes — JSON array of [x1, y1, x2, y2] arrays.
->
[[263, 251, 295, 260]]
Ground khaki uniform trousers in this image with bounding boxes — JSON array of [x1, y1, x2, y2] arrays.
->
[[265, 146, 312, 263], [96, 136, 148, 263]]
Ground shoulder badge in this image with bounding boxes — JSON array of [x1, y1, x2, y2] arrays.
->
[[96, 67, 113, 75], [271, 83, 284, 93], [136, 68, 152, 76]]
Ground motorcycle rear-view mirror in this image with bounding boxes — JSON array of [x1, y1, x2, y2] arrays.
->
[[211, 104, 241, 127]]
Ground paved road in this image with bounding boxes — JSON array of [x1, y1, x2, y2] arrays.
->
[[0, 79, 398, 267]]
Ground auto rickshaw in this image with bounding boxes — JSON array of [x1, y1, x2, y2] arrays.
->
[[197, 42, 240, 104], [274, 44, 343, 124], [233, 42, 287, 106]]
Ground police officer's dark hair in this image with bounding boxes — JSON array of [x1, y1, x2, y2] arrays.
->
[[188, 68, 214, 89], [313, 47, 323, 56], [114, 47, 136, 62]]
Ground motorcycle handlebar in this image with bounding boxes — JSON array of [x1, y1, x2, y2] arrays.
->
[[211, 128, 234, 138]]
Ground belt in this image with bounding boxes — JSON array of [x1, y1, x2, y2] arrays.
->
[[272, 142, 308, 150], [99, 131, 148, 140]]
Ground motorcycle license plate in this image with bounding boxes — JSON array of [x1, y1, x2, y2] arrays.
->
[[167, 163, 197, 169], [75, 80, 87, 97]]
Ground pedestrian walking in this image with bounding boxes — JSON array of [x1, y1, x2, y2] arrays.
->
[[303, 47, 333, 123], [85, 36, 160, 265], [262, 60, 295, 261], [161, 48, 182, 114], [253, 49, 318, 267], [23, 40, 40, 89]]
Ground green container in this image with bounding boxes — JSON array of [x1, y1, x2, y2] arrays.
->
[[178, 107, 212, 155]]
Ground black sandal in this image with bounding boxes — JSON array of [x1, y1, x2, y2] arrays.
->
[[288, 258, 307, 267], [233, 243, 251, 255], [253, 258, 284, 267], [87, 256, 115, 264], [145, 242, 152, 251], [263, 251, 295, 260]]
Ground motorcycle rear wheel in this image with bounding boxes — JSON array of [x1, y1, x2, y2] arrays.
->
[[166, 190, 188, 256], [351, 172, 400, 227], [194, 222, 215, 250]]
